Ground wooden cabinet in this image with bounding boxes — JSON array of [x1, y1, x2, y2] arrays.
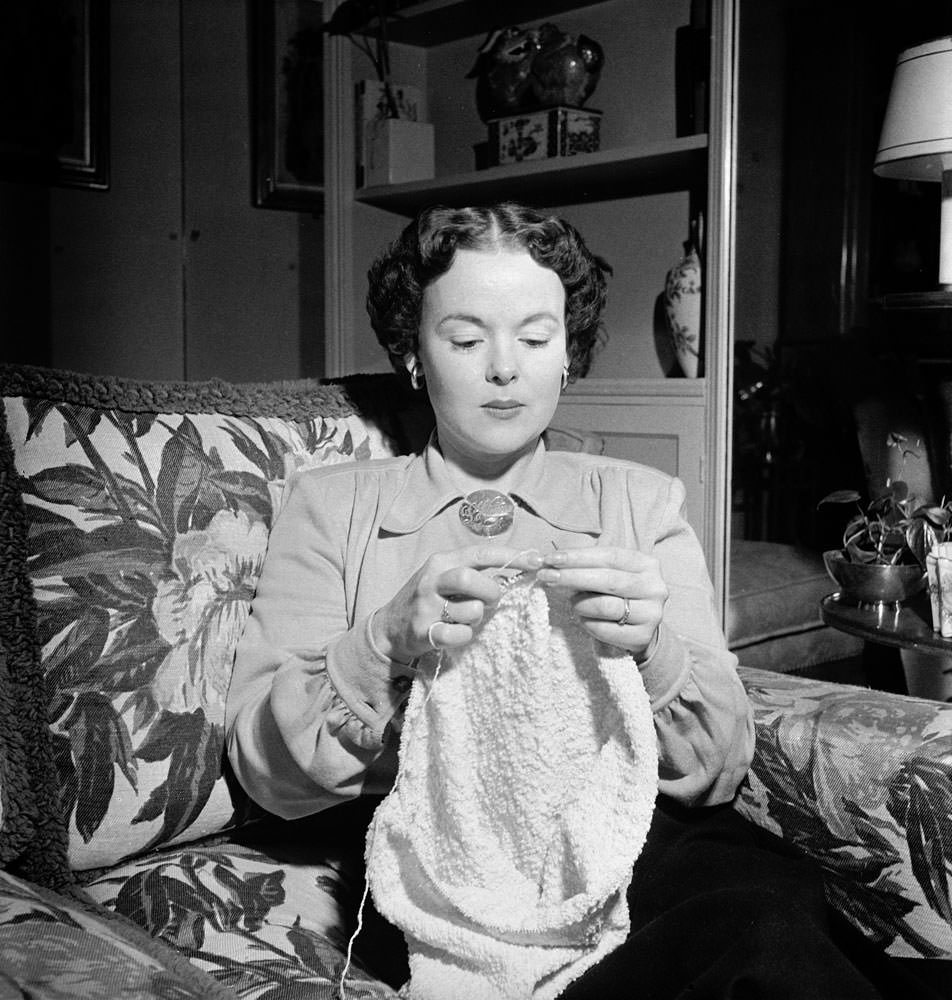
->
[[323, 0, 737, 615]]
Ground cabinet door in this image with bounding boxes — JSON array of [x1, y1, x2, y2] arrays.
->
[[323, 0, 737, 615]]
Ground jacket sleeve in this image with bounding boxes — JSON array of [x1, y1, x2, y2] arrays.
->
[[225, 470, 407, 820], [629, 474, 755, 806]]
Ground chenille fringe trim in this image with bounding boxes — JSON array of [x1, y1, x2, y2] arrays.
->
[[0, 399, 75, 892], [0, 362, 424, 419]]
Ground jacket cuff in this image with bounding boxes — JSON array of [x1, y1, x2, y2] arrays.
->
[[634, 623, 693, 712], [324, 615, 410, 740]]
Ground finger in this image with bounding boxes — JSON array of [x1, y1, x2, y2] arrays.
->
[[437, 597, 487, 627], [581, 617, 657, 652], [427, 620, 474, 650], [571, 592, 639, 624], [438, 552, 542, 603], [542, 547, 650, 572], [428, 546, 531, 578], [465, 546, 544, 573], [437, 566, 504, 604], [540, 566, 661, 599]]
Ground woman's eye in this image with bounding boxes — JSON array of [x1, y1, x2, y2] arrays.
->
[[522, 336, 550, 348], [451, 339, 481, 350]]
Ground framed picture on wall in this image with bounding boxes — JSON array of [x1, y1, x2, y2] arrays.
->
[[252, 0, 324, 212], [0, 0, 110, 190]]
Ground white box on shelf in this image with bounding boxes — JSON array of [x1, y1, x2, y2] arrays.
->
[[364, 118, 435, 187], [355, 80, 425, 187]]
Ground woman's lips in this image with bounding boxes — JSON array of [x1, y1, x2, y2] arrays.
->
[[483, 401, 524, 419]]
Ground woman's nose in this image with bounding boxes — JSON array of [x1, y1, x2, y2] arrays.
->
[[487, 349, 518, 385], [489, 365, 517, 385]]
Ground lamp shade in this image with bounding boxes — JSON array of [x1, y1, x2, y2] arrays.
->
[[874, 35, 952, 181], [875, 35, 952, 287]]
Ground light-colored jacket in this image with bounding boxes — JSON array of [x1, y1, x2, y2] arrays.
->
[[225, 439, 754, 818]]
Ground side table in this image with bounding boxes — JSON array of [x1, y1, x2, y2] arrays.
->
[[820, 593, 952, 700]]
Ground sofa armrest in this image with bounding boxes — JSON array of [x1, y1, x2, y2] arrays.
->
[[735, 667, 952, 960], [0, 869, 235, 999]]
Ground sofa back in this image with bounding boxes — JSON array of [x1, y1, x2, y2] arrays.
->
[[0, 365, 431, 874]]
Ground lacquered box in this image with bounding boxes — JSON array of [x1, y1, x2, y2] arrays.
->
[[487, 106, 602, 166]]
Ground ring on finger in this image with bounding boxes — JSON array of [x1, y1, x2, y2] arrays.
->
[[617, 597, 632, 627], [440, 599, 455, 624]]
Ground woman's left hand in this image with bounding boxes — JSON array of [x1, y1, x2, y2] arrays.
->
[[537, 547, 668, 660]]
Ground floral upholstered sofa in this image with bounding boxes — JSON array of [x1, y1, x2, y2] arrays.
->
[[1, 362, 951, 999]]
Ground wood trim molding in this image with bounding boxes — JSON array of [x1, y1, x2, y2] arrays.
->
[[323, 2, 353, 378], [705, 0, 739, 621]]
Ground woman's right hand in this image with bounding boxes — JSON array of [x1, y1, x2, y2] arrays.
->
[[371, 546, 543, 663]]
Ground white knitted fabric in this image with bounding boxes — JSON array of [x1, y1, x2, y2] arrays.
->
[[366, 579, 659, 999]]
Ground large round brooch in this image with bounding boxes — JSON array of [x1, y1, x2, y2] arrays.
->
[[458, 489, 515, 537]]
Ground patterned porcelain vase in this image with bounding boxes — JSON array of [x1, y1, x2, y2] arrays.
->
[[663, 241, 702, 378]]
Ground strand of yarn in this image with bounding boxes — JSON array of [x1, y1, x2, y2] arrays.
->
[[337, 648, 445, 999], [337, 551, 540, 999]]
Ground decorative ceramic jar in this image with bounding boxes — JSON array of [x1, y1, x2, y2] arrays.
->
[[529, 22, 604, 109], [468, 23, 604, 123], [822, 550, 927, 606], [663, 240, 702, 378]]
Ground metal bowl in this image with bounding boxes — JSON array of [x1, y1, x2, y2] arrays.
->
[[822, 550, 927, 606]]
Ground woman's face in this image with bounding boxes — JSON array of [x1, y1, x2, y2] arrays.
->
[[415, 247, 568, 477]]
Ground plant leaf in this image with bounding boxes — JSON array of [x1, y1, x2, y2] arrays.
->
[[891, 758, 952, 926], [115, 868, 169, 932], [24, 398, 57, 440], [63, 690, 137, 842], [209, 469, 273, 524], [133, 710, 224, 851], [819, 489, 861, 506], [156, 417, 208, 536], [25, 465, 115, 513], [51, 731, 77, 822], [44, 606, 111, 697]]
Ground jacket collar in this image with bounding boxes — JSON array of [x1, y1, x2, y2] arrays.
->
[[380, 435, 602, 537]]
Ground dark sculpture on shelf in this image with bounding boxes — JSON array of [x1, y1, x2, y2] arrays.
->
[[467, 23, 604, 123]]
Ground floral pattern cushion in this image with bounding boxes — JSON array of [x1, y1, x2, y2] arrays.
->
[[736, 666, 952, 959], [82, 839, 398, 999], [0, 868, 233, 999], [2, 388, 396, 873]]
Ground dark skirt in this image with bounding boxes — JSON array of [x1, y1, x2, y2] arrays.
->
[[355, 795, 942, 999], [560, 797, 936, 1000]]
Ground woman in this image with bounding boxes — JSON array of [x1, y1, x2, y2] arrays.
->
[[226, 203, 904, 998]]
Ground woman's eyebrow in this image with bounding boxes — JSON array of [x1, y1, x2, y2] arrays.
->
[[436, 313, 487, 330], [518, 312, 560, 327]]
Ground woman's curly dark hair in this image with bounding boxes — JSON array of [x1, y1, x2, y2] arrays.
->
[[366, 203, 610, 382]]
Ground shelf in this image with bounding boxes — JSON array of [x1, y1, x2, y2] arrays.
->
[[565, 378, 706, 400], [354, 134, 708, 215], [362, 0, 610, 47], [877, 290, 952, 311]]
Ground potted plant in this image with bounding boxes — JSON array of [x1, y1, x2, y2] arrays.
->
[[323, 0, 400, 116], [323, 0, 434, 187], [818, 433, 952, 604]]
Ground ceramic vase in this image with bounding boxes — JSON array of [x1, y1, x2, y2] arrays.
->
[[663, 241, 702, 378]]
